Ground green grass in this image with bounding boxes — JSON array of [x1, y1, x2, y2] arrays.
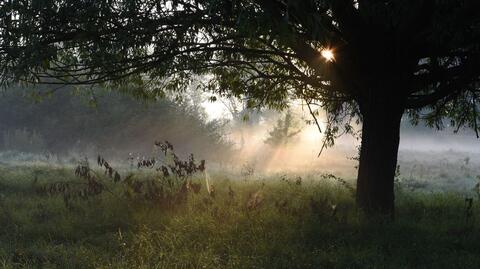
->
[[0, 165, 480, 268]]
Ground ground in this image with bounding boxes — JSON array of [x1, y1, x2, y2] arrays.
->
[[0, 154, 480, 268]]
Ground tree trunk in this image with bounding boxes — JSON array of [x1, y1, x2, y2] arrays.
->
[[356, 97, 405, 216]]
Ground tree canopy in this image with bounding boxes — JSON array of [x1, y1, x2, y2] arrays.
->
[[1, 0, 479, 134], [1, 0, 480, 214]]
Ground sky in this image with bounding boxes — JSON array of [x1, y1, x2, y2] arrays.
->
[[202, 98, 230, 120]]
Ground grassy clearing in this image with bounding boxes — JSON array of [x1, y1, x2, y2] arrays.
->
[[0, 164, 479, 268]]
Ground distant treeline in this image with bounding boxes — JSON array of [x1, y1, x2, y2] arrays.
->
[[0, 86, 232, 161]]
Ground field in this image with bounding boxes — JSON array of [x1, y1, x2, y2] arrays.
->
[[1, 152, 480, 268]]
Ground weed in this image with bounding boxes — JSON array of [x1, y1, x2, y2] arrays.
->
[[2, 160, 480, 268]]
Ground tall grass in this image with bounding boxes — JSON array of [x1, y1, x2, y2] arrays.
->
[[0, 165, 479, 268]]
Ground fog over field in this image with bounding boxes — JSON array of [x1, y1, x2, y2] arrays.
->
[[1, 88, 480, 194], [2, 2, 480, 267]]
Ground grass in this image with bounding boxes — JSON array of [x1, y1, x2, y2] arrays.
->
[[0, 164, 480, 268]]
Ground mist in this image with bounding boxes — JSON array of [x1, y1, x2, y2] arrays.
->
[[2, 86, 479, 194]]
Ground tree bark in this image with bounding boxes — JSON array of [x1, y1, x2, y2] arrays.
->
[[356, 96, 405, 216]]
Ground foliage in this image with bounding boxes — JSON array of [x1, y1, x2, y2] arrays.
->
[[1, 0, 479, 145], [154, 141, 206, 179], [2, 0, 480, 213], [264, 111, 302, 146], [0, 87, 231, 159], [2, 128, 46, 153], [36, 142, 206, 209], [240, 162, 255, 179]]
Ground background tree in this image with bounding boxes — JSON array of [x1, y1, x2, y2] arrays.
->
[[264, 111, 302, 146], [220, 96, 266, 150], [0, 86, 231, 160], [1, 0, 480, 215]]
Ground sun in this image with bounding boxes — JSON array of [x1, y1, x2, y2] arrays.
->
[[321, 48, 335, 62]]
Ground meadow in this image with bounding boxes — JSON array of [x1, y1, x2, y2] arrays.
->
[[0, 152, 480, 269]]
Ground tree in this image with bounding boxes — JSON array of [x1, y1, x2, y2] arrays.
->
[[220, 96, 266, 149], [265, 111, 301, 146], [1, 0, 479, 215], [0, 86, 231, 159]]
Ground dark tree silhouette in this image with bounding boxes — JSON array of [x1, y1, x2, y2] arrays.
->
[[1, 0, 480, 215]]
